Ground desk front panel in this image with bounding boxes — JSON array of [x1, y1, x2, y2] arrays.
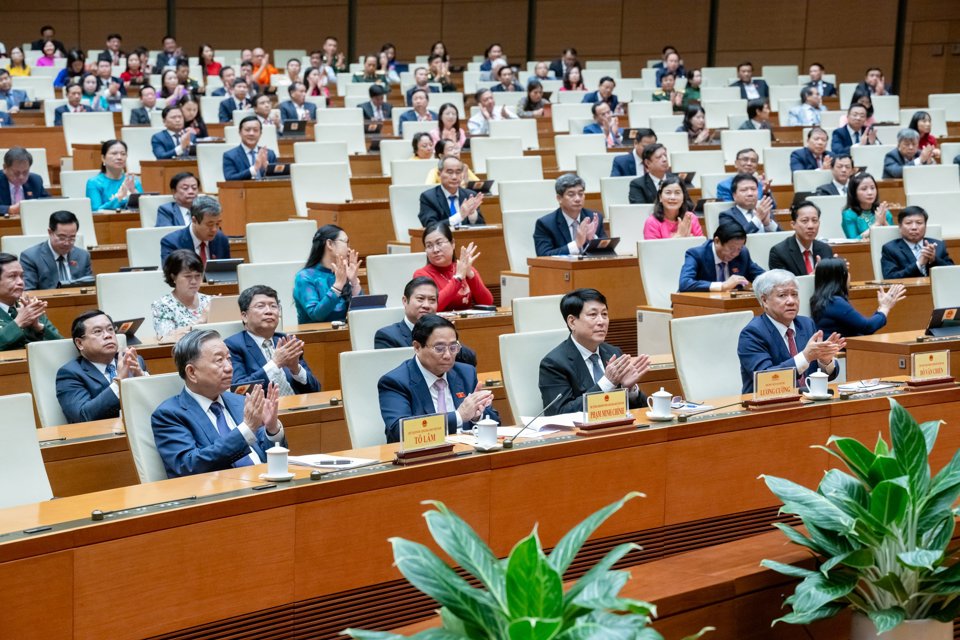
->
[[528, 256, 643, 320]]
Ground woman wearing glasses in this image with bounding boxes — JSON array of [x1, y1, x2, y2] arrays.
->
[[413, 222, 493, 312], [293, 225, 362, 324]]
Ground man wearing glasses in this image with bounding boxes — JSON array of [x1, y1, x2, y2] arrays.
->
[[20, 211, 93, 291], [378, 314, 498, 443]]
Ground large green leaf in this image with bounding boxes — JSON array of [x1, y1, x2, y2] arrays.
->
[[563, 542, 640, 607], [867, 455, 906, 486], [867, 607, 906, 634], [762, 475, 855, 533], [772, 603, 844, 626], [819, 468, 868, 507], [789, 572, 858, 613], [569, 571, 632, 611], [874, 433, 889, 457], [771, 522, 826, 555], [898, 549, 942, 571], [869, 477, 909, 525], [889, 399, 931, 495], [547, 492, 643, 575], [824, 436, 877, 482], [422, 501, 507, 608], [389, 537, 504, 634], [805, 521, 854, 557], [507, 617, 563, 640], [506, 531, 563, 620], [918, 419, 942, 454], [760, 559, 818, 578], [819, 548, 873, 574], [921, 514, 955, 553], [874, 572, 909, 601]]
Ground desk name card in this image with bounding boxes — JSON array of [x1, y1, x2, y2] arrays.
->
[[753, 368, 797, 402], [400, 413, 446, 451], [583, 389, 628, 424], [912, 351, 951, 381]]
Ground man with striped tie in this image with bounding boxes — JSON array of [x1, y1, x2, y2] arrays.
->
[[152, 329, 286, 478], [56, 309, 147, 423]]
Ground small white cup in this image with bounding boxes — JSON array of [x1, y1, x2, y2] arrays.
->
[[646, 387, 672, 417], [472, 417, 499, 448], [266, 443, 289, 476], [805, 371, 829, 397]]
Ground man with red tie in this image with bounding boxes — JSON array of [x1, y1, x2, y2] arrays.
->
[[0, 147, 49, 217], [767, 201, 833, 277], [160, 195, 231, 266]]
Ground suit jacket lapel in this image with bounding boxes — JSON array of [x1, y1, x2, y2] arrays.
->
[[40, 243, 57, 281], [79, 357, 108, 389], [398, 322, 412, 342], [180, 390, 217, 445], [435, 186, 449, 215], [759, 315, 790, 363], [564, 337, 594, 393], [406, 359, 435, 416], [243, 332, 268, 368], [786, 240, 804, 275], [554, 210, 571, 243]]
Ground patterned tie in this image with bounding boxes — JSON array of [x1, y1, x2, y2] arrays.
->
[[262, 338, 296, 397], [198, 241, 207, 266], [803, 250, 814, 275], [11, 184, 22, 204], [588, 353, 604, 384], [448, 195, 457, 217], [912, 243, 922, 259], [209, 402, 254, 467], [716, 262, 727, 282], [434, 378, 447, 413], [248, 149, 258, 177], [785, 328, 799, 357], [57, 256, 70, 284], [105, 362, 117, 382]]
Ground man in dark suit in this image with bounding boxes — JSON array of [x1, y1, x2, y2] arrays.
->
[[31, 26, 66, 57], [374, 277, 478, 366], [0, 147, 50, 217], [210, 66, 235, 97], [278, 82, 317, 122], [539, 288, 649, 415], [582, 102, 622, 147], [53, 82, 90, 126], [534, 173, 607, 256], [580, 77, 619, 113], [0, 70, 28, 113], [218, 78, 252, 123], [716, 148, 775, 205], [854, 67, 894, 96], [222, 115, 277, 181], [399, 88, 438, 135], [814, 154, 853, 197], [56, 310, 147, 423], [789, 127, 832, 172], [156, 172, 199, 227], [225, 285, 320, 395], [93, 55, 126, 96], [152, 329, 287, 478], [805, 63, 836, 98], [0, 112, 12, 126], [160, 196, 231, 265], [378, 314, 498, 443], [881, 206, 954, 279], [719, 174, 780, 234], [730, 62, 769, 100], [738, 269, 843, 393], [548, 48, 578, 80], [627, 143, 674, 204], [768, 201, 833, 276], [129, 85, 159, 125], [360, 84, 392, 122], [405, 67, 440, 105], [738, 99, 772, 130], [418, 156, 485, 227], [0, 253, 62, 350], [831, 104, 877, 157], [610, 129, 656, 177], [882, 128, 936, 179], [679, 222, 764, 292], [153, 35, 180, 72], [151, 105, 196, 160], [20, 210, 94, 290]]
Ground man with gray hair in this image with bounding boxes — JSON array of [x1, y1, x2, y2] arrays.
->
[[418, 155, 485, 227], [534, 173, 607, 256], [159, 195, 231, 265], [468, 88, 517, 135], [152, 329, 285, 478], [0, 147, 50, 217], [737, 269, 844, 394], [882, 128, 936, 179]]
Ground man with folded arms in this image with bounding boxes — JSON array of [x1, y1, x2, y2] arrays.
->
[[378, 314, 498, 443], [152, 329, 286, 477], [225, 285, 320, 396], [738, 269, 843, 393], [0, 252, 62, 350], [539, 288, 649, 416], [20, 210, 93, 290], [56, 309, 147, 423]]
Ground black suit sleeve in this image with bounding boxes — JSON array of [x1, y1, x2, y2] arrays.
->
[[374, 328, 404, 349], [627, 177, 648, 204], [767, 244, 791, 274], [880, 243, 922, 279], [418, 190, 444, 227], [56, 366, 121, 423], [538, 352, 601, 415]]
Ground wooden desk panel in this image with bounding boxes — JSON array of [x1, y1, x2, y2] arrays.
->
[[409, 225, 508, 288], [844, 331, 960, 380], [528, 255, 643, 320], [217, 180, 297, 235], [0, 127, 67, 172], [140, 159, 199, 193], [305, 200, 394, 257], [71, 143, 101, 171]]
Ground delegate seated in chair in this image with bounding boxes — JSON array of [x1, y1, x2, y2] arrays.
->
[[418, 156, 485, 228], [534, 173, 607, 256], [0, 147, 49, 217], [222, 115, 278, 181], [0, 253, 63, 350], [880, 206, 954, 279], [20, 210, 94, 291], [678, 221, 765, 292], [56, 310, 148, 423], [160, 195, 231, 265]]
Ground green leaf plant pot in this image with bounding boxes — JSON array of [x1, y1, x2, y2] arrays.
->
[[851, 613, 952, 640]]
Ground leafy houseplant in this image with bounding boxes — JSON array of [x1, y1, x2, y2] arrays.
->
[[345, 492, 712, 640], [761, 399, 960, 637]]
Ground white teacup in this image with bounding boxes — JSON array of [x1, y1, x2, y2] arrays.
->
[[805, 371, 829, 397], [646, 387, 672, 417], [266, 443, 289, 476], [472, 417, 499, 448]]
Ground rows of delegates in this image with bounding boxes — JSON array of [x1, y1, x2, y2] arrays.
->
[[0, 28, 955, 478]]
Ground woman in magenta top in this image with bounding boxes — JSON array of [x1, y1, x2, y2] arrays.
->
[[642, 176, 703, 240], [429, 103, 467, 148], [413, 222, 494, 311]]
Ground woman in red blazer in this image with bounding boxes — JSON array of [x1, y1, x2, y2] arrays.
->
[[413, 222, 494, 311]]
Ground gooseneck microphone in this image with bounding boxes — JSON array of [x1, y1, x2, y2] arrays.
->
[[502, 393, 563, 449]]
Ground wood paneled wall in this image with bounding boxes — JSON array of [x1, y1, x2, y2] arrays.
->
[[8, 0, 959, 102]]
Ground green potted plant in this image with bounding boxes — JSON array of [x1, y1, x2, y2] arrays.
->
[[345, 492, 712, 640], [761, 398, 960, 639]]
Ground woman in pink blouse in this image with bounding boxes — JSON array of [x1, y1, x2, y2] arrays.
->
[[643, 176, 704, 240]]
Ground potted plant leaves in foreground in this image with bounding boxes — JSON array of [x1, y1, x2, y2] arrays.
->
[[345, 492, 712, 640], [761, 398, 960, 639]]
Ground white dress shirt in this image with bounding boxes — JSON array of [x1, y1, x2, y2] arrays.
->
[[766, 314, 835, 375], [736, 204, 778, 234], [570, 336, 640, 400], [413, 355, 462, 427], [562, 210, 582, 255], [246, 331, 309, 384], [183, 386, 284, 466]]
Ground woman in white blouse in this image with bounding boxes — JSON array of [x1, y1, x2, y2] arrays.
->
[[151, 249, 210, 342]]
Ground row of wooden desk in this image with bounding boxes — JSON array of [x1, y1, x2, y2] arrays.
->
[[2, 381, 958, 639]]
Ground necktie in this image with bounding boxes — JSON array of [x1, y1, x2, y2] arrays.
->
[[570, 220, 578, 243], [816, 155, 822, 169], [105, 362, 117, 382], [841, 185, 847, 195], [853, 130, 861, 144], [174, 132, 181, 148], [716, 262, 727, 282], [785, 328, 799, 357], [11, 184, 22, 204], [248, 149, 258, 177], [209, 402, 253, 467], [588, 353, 604, 384], [262, 338, 296, 397], [198, 241, 207, 265], [7, 305, 16, 319], [448, 195, 457, 217], [803, 250, 814, 275], [56, 255, 70, 283], [434, 378, 447, 414]]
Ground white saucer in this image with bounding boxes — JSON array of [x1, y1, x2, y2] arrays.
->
[[645, 412, 674, 422], [802, 391, 831, 401], [259, 472, 295, 482], [473, 443, 502, 452]]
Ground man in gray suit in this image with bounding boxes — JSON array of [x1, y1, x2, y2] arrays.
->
[[20, 211, 93, 291], [129, 85, 159, 125]]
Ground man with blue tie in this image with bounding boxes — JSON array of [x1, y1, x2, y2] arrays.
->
[[738, 270, 844, 393], [417, 156, 485, 227], [222, 115, 277, 181], [225, 285, 320, 395], [831, 104, 877, 156], [155, 172, 199, 227], [719, 174, 781, 234], [534, 173, 607, 256], [880, 206, 955, 279], [150, 105, 196, 159], [55, 309, 147, 423], [0, 70, 28, 113], [152, 329, 286, 478], [218, 78, 252, 123], [679, 221, 765, 292], [610, 129, 656, 177], [378, 314, 498, 443]]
